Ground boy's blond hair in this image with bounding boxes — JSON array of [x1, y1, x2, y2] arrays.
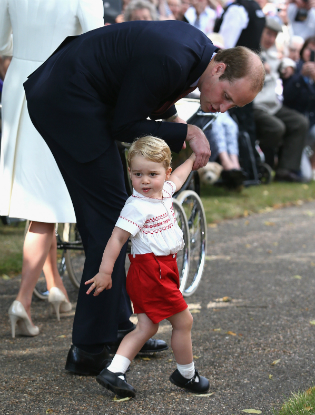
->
[[127, 136, 172, 170]]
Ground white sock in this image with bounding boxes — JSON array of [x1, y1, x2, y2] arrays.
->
[[177, 362, 198, 381], [107, 354, 131, 380]]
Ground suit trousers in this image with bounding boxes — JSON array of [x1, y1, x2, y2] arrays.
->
[[44, 138, 133, 345], [253, 105, 309, 171]]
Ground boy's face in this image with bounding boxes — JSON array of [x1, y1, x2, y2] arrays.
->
[[128, 155, 171, 199]]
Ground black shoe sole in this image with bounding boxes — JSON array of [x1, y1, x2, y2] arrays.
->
[[96, 375, 136, 398], [137, 344, 169, 355], [106, 344, 169, 355], [65, 362, 101, 376], [169, 376, 210, 394]]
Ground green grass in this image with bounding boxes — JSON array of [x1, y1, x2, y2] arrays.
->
[[200, 181, 315, 224], [0, 221, 25, 277], [274, 387, 315, 414]]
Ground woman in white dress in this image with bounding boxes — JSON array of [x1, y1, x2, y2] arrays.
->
[[0, 0, 103, 337]]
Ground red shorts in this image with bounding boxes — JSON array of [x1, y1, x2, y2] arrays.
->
[[126, 253, 188, 324]]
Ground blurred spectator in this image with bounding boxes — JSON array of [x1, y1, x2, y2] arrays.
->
[[287, 0, 315, 40], [253, 17, 309, 182], [124, 0, 157, 20], [185, 0, 216, 35], [168, 0, 182, 19], [154, 0, 175, 19], [256, 0, 280, 19], [214, 0, 265, 49], [288, 34, 305, 61], [179, 0, 191, 20], [283, 36, 315, 178], [103, 0, 123, 23]]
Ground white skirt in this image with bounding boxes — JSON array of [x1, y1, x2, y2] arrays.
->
[[0, 57, 76, 223]]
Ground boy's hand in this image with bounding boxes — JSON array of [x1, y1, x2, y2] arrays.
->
[[189, 152, 196, 163], [85, 272, 112, 296]]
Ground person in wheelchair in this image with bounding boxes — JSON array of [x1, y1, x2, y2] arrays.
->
[[86, 136, 209, 397], [205, 111, 246, 189]]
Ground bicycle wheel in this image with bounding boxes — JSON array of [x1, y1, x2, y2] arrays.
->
[[176, 190, 207, 296], [64, 223, 85, 289], [32, 223, 68, 300], [172, 199, 190, 293]]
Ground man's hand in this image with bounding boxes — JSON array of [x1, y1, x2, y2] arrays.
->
[[85, 271, 112, 296], [186, 124, 211, 170]]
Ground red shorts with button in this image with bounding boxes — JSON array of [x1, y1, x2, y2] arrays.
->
[[126, 252, 188, 324]]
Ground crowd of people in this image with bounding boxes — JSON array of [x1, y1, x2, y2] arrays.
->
[[0, 0, 314, 400], [98, 0, 315, 186]]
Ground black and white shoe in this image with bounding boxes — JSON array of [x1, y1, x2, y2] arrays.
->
[[169, 369, 209, 394], [96, 368, 136, 398]]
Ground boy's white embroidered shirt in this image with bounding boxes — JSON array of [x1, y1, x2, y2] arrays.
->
[[116, 181, 184, 256]]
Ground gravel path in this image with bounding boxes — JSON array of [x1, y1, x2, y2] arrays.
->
[[2, 201, 315, 414]]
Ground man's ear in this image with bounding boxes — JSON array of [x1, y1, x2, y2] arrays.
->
[[212, 62, 226, 76]]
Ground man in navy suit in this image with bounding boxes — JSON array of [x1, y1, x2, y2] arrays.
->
[[24, 20, 264, 376]]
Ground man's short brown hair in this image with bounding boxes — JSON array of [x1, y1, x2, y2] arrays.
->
[[214, 46, 265, 92]]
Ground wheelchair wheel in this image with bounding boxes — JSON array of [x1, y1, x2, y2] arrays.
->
[[31, 222, 69, 300], [258, 162, 272, 185], [64, 223, 85, 289], [172, 199, 190, 293], [176, 190, 207, 296]]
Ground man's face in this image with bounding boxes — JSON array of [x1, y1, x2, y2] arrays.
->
[[261, 27, 278, 50], [130, 8, 152, 21], [198, 63, 258, 113]]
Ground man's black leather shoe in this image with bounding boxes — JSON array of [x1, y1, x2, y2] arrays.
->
[[169, 369, 210, 394], [65, 345, 111, 376], [105, 325, 168, 355], [137, 338, 169, 355], [96, 368, 136, 398]]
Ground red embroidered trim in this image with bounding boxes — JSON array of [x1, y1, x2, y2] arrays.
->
[[119, 216, 141, 229], [143, 218, 171, 230], [145, 213, 168, 223], [142, 223, 174, 234]]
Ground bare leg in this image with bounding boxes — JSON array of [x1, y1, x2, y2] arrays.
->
[[15, 221, 67, 324], [218, 151, 234, 170], [43, 232, 69, 301], [116, 313, 159, 361], [167, 308, 193, 364], [229, 154, 241, 170], [219, 152, 241, 170]]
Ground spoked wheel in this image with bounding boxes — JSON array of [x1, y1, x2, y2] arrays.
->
[[63, 223, 85, 289], [172, 199, 190, 293], [176, 190, 207, 296], [258, 162, 272, 185], [31, 222, 69, 300]]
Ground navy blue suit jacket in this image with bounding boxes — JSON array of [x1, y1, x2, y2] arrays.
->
[[24, 21, 217, 163]]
